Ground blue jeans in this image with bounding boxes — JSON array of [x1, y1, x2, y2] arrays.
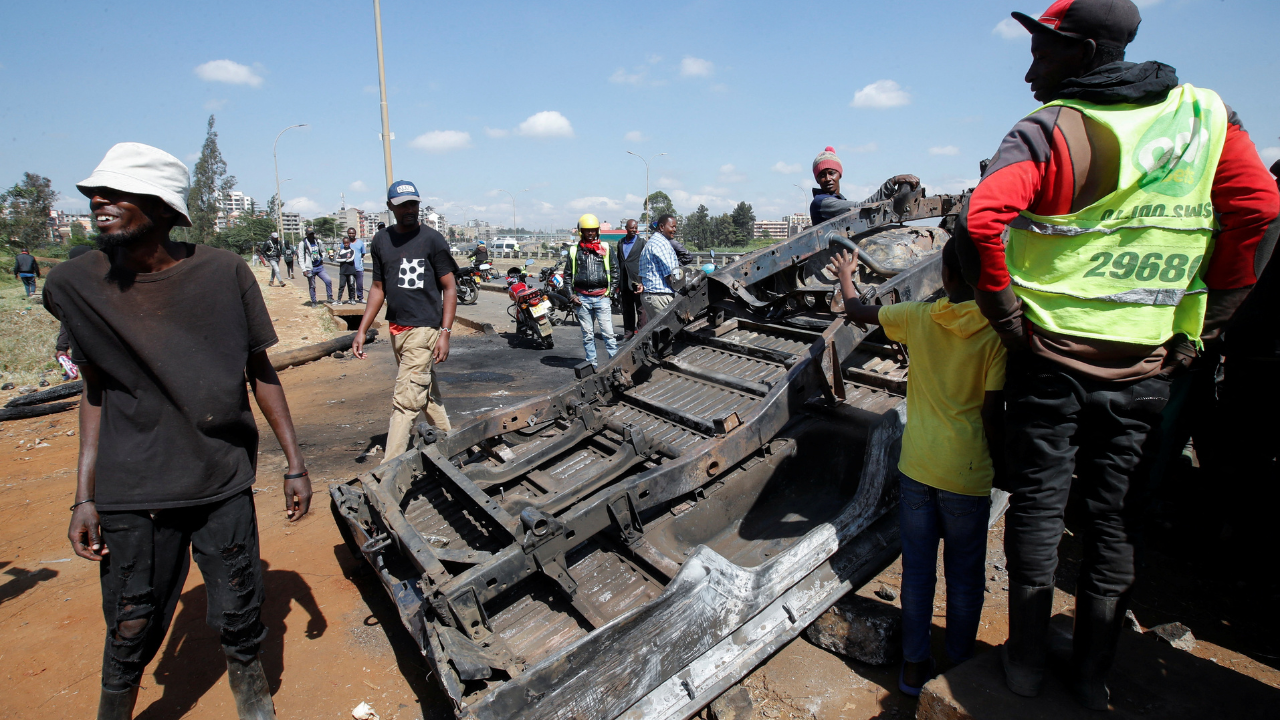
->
[[306, 265, 333, 302], [899, 472, 990, 664], [575, 294, 617, 366], [20, 274, 37, 296]]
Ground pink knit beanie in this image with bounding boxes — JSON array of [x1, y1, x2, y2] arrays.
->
[[812, 146, 843, 180]]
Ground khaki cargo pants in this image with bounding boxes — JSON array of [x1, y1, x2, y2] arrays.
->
[[384, 326, 452, 462]]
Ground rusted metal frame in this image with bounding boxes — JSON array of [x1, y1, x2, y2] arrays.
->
[[619, 392, 726, 437], [461, 416, 598, 488], [661, 357, 770, 397], [357, 457, 454, 588], [680, 332, 797, 367], [424, 445, 523, 537]]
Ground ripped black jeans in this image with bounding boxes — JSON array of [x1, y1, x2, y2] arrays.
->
[[97, 489, 267, 691]]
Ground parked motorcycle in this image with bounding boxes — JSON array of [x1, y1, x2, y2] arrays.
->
[[454, 263, 488, 305], [506, 259, 555, 349], [537, 251, 576, 326]]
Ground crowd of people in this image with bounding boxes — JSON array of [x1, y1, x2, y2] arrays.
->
[[18, 0, 1280, 718]]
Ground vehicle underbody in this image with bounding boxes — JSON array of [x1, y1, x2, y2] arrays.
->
[[331, 188, 968, 720]]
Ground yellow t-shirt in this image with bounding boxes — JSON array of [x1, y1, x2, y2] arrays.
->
[[877, 298, 1007, 496]]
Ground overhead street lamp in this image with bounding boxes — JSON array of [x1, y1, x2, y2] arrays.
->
[[627, 151, 666, 221], [273, 123, 307, 240], [496, 188, 529, 239]]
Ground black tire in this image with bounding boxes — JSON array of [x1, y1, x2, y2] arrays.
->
[[0, 401, 78, 422], [4, 381, 83, 408], [543, 337, 554, 349]]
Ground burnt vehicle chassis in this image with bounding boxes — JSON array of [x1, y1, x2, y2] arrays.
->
[[332, 189, 966, 720]]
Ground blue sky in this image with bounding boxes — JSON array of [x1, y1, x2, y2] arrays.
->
[[2, 0, 1277, 230]]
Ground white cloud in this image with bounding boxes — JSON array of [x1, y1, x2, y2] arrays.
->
[[285, 197, 322, 215], [851, 79, 911, 109], [194, 59, 264, 88], [624, 130, 648, 143], [718, 164, 747, 183], [701, 185, 730, 195], [516, 111, 574, 138], [842, 142, 878, 154], [657, 176, 683, 190], [772, 161, 804, 175], [610, 68, 646, 85], [670, 189, 733, 213], [184, 153, 200, 164], [929, 145, 961, 156], [680, 56, 714, 77], [992, 18, 1026, 39], [357, 200, 384, 212], [410, 130, 472, 153], [922, 176, 981, 195], [484, 127, 509, 138], [567, 196, 623, 211], [1260, 147, 1280, 167], [349, 180, 368, 193], [646, 54, 662, 64], [204, 98, 227, 111]]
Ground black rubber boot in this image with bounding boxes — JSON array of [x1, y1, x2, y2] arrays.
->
[[1002, 582, 1055, 697], [97, 685, 138, 720], [226, 656, 277, 720], [1070, 591, 1129, 711]]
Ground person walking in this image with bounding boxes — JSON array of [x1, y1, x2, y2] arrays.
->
[[809, 146, 920, 225], [347, 227, 367, 302], [566, 214, 619, 367], [352, 180, 456, 459], [43, 142, 311, 720], [282, 237, 295, 279], [13, 248, 40, 297], [960, 0, 1279, 708], [335, 236, 357, 303], [260, 233, 284, 287], [636, 214, 681, 320], [297, 228, 332, 306], [615, 219, 646, 338]]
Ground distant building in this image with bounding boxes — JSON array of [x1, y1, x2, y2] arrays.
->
[[220, 190, 256, 214], [331, 207, 364, 236], [753, 220, 788, 239], [787, 213, 812, 237], [280, 212, 305, 236]]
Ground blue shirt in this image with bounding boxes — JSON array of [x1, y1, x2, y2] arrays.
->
[[618, 234, 639, 259], [638, 233, 678, 294], [352, 239, 366, 272]]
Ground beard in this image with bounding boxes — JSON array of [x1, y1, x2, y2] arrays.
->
[[95, 218, 156, 251]]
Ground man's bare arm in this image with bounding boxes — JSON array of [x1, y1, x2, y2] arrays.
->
[[69, 362, 106, 560], [435, 271, 457, 364], [246, 350, 311, 520], [825, 250, 882, 326], [353, 281, 385, 359]]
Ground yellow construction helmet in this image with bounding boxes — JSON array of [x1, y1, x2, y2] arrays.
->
[[577, 213, 600, 230]]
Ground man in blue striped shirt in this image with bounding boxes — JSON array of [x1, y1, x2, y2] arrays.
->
[[637, 214, 680, 320]]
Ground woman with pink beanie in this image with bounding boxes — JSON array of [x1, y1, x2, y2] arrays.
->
[[809, 146, 921, 224]]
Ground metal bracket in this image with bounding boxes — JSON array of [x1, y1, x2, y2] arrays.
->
[[607, 491, 645, 546], [446, 586, 492, 640]]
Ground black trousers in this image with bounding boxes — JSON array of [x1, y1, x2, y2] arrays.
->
[[1003, 352, 1172, 598], [284, 259, 294, 277], [618, 286, 643, 333], [338, 272, 357, 302], [97, 489, 266, 691]]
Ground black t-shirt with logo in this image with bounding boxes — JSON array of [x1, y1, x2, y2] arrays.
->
[[42, 244, 278, 511], [371, 224, 456, 327]]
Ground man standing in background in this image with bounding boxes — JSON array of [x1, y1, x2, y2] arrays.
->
[[615, 219, 646, 338], [352, 180, 457, 459], [13, 247, 40, 297], [260, 232, 284, 287], [297, 228, 332, 306], [345, 226, 367, 303], [637, 214, 681, 320], [566, 214, 619, 367]]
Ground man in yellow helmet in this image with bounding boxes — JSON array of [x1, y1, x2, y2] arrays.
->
[[566, 214, 619, 367], [960, 0, 1279, 709]]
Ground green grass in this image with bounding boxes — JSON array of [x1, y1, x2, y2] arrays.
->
[[0, 272, 61, 388]]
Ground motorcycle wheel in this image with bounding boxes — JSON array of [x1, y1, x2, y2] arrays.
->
[[542, 336, 554, 349], [458, 282, 477, 305]]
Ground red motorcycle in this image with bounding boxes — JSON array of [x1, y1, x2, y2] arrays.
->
[[506, 259, 555, 349]]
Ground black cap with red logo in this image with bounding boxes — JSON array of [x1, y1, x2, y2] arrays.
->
[[1013, 0, 1142, 49]]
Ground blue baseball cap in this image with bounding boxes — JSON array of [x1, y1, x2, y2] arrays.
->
[[387, 180, 421, 205]]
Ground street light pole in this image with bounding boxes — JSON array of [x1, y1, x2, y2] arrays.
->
[[496, 188, 529, 240], [373, 0, 394, 189], [627, 151, 666, 222], [273, 123, 307, 241]]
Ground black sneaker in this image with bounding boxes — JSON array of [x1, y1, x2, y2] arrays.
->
[[899, 658, 935, 697]]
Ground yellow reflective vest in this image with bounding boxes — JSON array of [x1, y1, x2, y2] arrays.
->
[[1005, 84, 1228, 346]]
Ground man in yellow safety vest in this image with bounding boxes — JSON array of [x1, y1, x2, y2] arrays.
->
[[959, 0, 1279, 709]]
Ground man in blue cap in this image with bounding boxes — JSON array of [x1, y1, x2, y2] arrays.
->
[[352, 181, 457, 459]]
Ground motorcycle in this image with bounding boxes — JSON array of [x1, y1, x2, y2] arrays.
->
[[506, 259, 555, 349], [537, 251, 576, 326], [454, 263, 488, 305]]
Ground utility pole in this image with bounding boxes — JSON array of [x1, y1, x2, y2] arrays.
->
[[373, 0, 394, 189], [497, 189, 529, 240], [627, 151, 666, 222], [273, 124, 307, 240]]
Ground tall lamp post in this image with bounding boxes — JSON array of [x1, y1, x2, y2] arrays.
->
[[273, 124, 307, 241], [496, 188, 529, 241], [627, 151, 666, 222], [372, 0, 394, 188]]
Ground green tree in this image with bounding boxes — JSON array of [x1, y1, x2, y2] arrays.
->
[[310, 217, 339, 240], [0, 173, 59, 253], [643, 191, 676, 224], [188, 115, 236, 247], [220, 216, 276, 256], [730, 202, 755, 242], [684, 204, 712, 249], [69, 220, 91, 247]]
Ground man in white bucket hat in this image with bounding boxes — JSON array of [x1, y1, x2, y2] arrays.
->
[[42, 142, 310, 720]]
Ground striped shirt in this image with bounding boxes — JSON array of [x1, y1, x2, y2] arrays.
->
[[638, 233, 678, 294]]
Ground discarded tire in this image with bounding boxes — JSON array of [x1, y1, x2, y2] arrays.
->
[[4, 381, 84, 408], [0, 401, 78, 422]]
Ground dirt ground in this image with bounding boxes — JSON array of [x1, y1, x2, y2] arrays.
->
[[2, 267, 1278, 719]]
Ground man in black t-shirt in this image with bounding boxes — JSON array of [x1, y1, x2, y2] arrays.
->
[[353, 180, 458, 459], [43, 142, 310, 720]]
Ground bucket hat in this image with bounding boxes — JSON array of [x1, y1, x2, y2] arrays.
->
[[77, 142, 192, 227]]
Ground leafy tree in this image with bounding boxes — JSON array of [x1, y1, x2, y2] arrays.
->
[[266, 193, 280, 221], [188, 115, 236, 247], [0, 173, 59, 253], [730, 202, 755, 242], [220, 216, 276, 256], [642, 191, 676, 224], [69, 221, 91, 246], [310, 217, 339, 240], [684, 204, 712, 249]]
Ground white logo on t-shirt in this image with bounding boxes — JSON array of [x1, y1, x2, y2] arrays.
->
[[398, 258, 425, 289]]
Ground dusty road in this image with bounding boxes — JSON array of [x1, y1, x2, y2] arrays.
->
[[2, 271, 1278, 719]]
